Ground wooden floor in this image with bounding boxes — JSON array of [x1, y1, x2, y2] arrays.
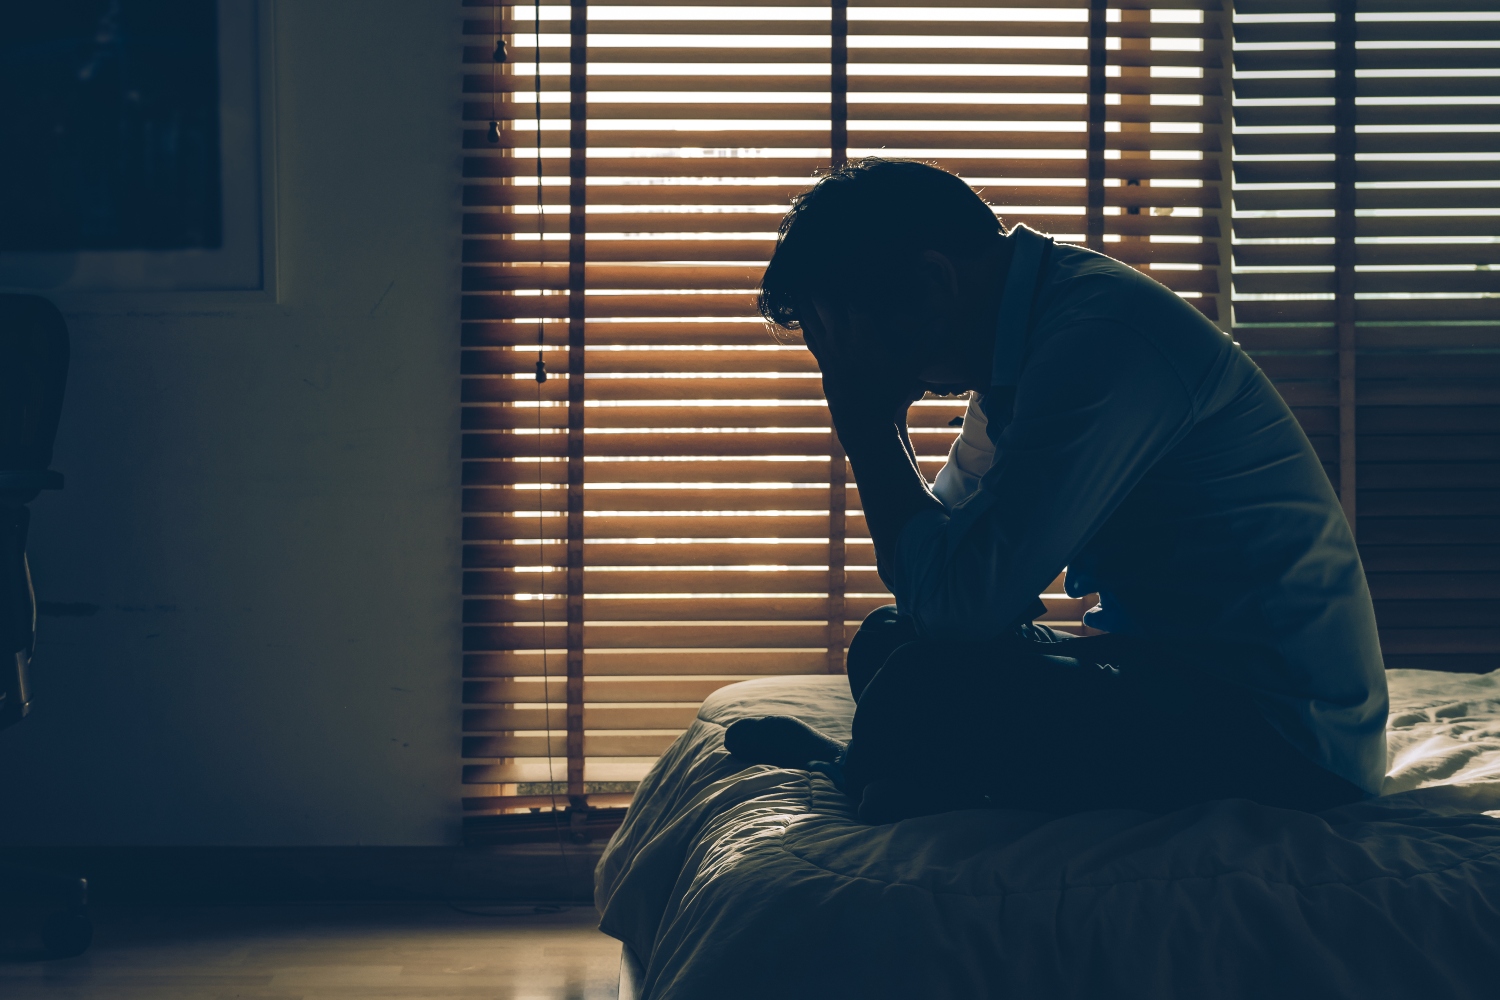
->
[[0, 903, 622, 999]]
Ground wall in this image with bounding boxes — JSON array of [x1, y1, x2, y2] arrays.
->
[[0, 0, 464, 845]]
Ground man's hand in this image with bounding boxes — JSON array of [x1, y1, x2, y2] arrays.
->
[[797, 295, 927, 430], [796, 295, 943, 582], [822, 366, 927, 436]]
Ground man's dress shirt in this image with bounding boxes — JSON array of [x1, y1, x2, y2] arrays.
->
[[900, 225, 1389, 795]]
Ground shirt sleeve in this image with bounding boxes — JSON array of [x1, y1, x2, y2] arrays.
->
[[892, 321, 1195, 640], [931, 393, 995, 509]]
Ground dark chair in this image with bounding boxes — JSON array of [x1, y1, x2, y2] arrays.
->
[[2, 295, 68, 728], [0, 294, 90, 960]]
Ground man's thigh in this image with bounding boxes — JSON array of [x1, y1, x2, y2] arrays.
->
[[845, 606, 1069, 702], [843, 632, 1302, 815]]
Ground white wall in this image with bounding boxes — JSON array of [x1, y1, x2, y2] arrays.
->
[[0, 0, 464, 845]]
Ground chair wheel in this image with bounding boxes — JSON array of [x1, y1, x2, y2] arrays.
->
[[39, 907, 90, 958]]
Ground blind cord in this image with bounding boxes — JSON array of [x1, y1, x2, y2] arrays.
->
[[533, 0, 547, 386], [539, 361, 567, 869], [483, 0, 568, 870], [486, 2, 503, 143], [527, 1, 569, 873]]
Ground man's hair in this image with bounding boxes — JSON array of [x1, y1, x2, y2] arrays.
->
[[757, 157, 1003, 331]]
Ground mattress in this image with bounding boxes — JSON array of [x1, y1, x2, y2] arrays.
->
[[595, 668, 1500, 1000]]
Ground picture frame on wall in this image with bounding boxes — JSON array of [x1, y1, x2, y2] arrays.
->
[[0, 0, 273, 297]]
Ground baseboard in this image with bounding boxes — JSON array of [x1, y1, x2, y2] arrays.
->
[[463, 806, 628, 846], [2, 844, 605, 905]]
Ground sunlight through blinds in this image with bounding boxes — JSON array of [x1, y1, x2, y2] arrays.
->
[[459, 0, 1232, 840], [1231, 1, 1500, 673]]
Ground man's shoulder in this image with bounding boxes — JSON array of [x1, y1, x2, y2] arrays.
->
[[1042, 243, 1204, 319], [1030, 241, 1242, 396], [1039, 242, 1225, 338]]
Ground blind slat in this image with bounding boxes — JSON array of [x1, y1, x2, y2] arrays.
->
[[461, 408, 966, 432], [1232, 2, 1500, 680], [473, 45, 1223, 68], [486, 18, 1222, 40], [463, 154, 1222, 179], [465, 184, 1220, 213], [472, 73, 1225, 97]]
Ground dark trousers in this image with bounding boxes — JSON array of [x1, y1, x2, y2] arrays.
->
[[841, 606, 1366, 823]]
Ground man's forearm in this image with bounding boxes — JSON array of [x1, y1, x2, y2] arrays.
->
[[834, 413, 944, 576]]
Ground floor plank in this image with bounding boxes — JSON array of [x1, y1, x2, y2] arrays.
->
[[0, 903, 621, 1000]]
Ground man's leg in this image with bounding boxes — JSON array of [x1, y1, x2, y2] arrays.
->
[[842, 632, 1131, 820], [845, 604, 918, 701], [726, 605, 1063, 778], [846, 604, 1057, 701], [844, 632, 1366, 823], [723, 605, 912, 766]]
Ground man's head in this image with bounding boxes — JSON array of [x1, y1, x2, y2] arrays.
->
[[758, 158, 1007, 390]]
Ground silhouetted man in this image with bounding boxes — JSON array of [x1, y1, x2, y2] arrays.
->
[[726, 159, 1387, 823]]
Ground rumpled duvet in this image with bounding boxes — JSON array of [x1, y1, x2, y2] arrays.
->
[[595, 669, 1500, 999]]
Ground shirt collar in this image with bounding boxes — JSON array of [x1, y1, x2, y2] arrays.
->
[[991, 224, 1053, 388]]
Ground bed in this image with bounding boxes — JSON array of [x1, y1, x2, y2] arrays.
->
[[597, 668, 1500, 999]]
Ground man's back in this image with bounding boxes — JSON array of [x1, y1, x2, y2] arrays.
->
[[929, 237, 1388, 793], [1036, 245, 1388, 792]]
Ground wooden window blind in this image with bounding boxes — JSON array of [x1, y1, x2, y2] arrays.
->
[[459, 1, 1232, 843], [1231, 1, 1500, 674]]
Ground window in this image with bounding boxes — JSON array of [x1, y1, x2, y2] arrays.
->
[[459, 0, 1232, 842], [1231, 1, 1500, 672]]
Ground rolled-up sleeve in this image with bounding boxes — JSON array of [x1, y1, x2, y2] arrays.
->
[[931, 393, 995, 509], [892, 321, 1194, 640]]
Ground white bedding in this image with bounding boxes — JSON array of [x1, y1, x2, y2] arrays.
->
[[595, 669, 1500, 1000]]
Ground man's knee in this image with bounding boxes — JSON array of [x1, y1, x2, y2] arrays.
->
[[845, 638, 982, 790], [846, 605, 919, 700], [850, 606, 914, 655], [866, 635, 935, 685], [854, 637, 970, 730]]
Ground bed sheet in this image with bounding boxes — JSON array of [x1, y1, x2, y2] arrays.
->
[[595, 668, 1500, 1000]]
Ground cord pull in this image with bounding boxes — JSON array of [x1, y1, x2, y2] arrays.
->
[[535, 359, 547, 383], [486, 121, 501, 144], [493, 39, 508, 63]]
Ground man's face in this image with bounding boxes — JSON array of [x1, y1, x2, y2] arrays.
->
[[798, 249, 989, 391], [799, 298, 946, 384]]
